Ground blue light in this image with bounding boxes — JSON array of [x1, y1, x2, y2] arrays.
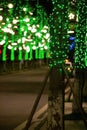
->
[[69, 36, 76, 41], [69, 42, 76, 50]]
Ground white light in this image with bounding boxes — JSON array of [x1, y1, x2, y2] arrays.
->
[[14, 26, 18, 29], [45, 33, 50, 39], [33, 18, 36, 21], [2, 27, 8, 32], [31, 28, 37, 33], [0, 8, 3, 11], [28, 26, 32, 30], [32, 25, 36, 28], [26, 46, 30, 52], [7, 23, 12, 28], [2, 22, 5, 25], [44, 26, 48, 29], [39, 43, 44, 47], [76, 15, 78, 22], [23, 44, 26, 50], [23, 18, 30, 22], [29, 12, 33, 15], [3, 36, 7, 40], [24, 31, 27, 36], [36, 24, 39, 28], [44, 46, 48, 50], [69, 13, 75, 20], [19, 47, 22, 50], [13, 19, 18, 24], [16, 16, 19, 19], [68, 30, 74, 34], [0, 40, 5, 45], [6, 18, 9, 22], [42, 39, 45, 43], [17, 39, 21, 43], [2, 27, 15, 34], [23, 8, 27, 12], [41, 29, 47, 33], [8, 3, 13, 9], [8, 45, 12, 49], [12, 43, 17, 46], [14, 47, 17, 50], [0, 15, 3, 21], [22, 37, 26, 43], [35, 32, 42, 37], [32, 46, 36, 50], [26, 38, 32, 42]]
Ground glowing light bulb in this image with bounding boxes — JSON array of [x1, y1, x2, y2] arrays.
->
[[8, 3, 13, 9], [0, 15, 3, 21]]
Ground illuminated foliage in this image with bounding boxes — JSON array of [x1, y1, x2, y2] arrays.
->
[[74, 0, 87, 68], [0, 1, 50, 61], [49, 0, 69, 67]]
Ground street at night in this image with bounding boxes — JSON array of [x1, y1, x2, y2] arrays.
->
[[0, 66, 49, 130], [0, 0, 87, 130]]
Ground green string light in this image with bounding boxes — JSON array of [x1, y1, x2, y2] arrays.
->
[[11, 47, 15, 61], [2, 35, 8, 61], [74, 0, 87, 68], [2, 46, 7, 61], [0, 1, 50, 62], [18, 47, 22, 60], [49, 0, 69, 67], [39, 48, 44, 59]]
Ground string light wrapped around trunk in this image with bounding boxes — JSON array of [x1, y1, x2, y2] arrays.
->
[[74, 0, 87, 68], [49, 0, 69, 68]]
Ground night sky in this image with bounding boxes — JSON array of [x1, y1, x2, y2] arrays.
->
[[29, 0, 53, 16]]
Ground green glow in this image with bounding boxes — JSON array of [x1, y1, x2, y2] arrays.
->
[[39, 48, 44, 59], [25, 51, 29, 60], [74, 0, 87, 68], [18, 49, 22, 60], [11, 47, 15, 61], [0, 2, 50, 62], [2, 36, 8, 61], [49, 0, 69, 67], [2, 46, 7, 61], [85, 55, 87, 66], [46, 50, 50, 58]]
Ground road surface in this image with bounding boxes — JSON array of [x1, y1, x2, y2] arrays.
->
[[0, 66, 49, 130]]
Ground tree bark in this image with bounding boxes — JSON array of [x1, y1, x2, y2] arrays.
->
[[47, 67, 64, 130]]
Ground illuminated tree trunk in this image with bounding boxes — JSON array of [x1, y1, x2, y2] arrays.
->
[[47, 0, 69, 130], [2, 46, 7, 71], [11, 48, 15, 71], [72, 0, 87, 112]]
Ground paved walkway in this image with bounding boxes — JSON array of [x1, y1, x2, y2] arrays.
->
[[14, 102, 87, 130], [29, 102, 87, 130]]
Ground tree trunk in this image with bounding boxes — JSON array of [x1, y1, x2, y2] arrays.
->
[[47, 67, 64, 130]]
